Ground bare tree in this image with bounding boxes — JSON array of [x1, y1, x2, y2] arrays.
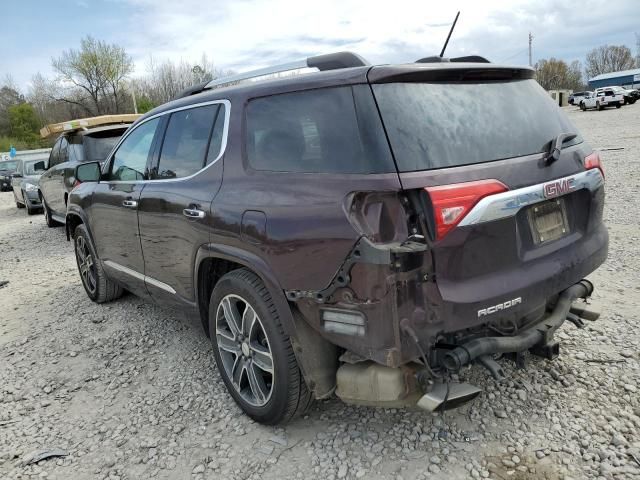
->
[[535, 58, 584, 90], [585, 45, 636, 79], [132, 54, 232, 106], [51, 36, 133, 115]]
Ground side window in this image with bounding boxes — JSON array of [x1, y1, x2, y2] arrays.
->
[[109, 118, 160, 181], [206, 104, 226, 166], [155, 104, 218, 179], [245, 86, 393, 174], [48, 139, 62, 167]]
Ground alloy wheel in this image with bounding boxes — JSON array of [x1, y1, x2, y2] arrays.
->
[[76, 236, 97, 295], [215, 294, 274, 407]]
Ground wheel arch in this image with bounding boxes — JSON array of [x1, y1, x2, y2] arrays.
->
[[194, 243, 339, 399], [65, 207, 95, 245]]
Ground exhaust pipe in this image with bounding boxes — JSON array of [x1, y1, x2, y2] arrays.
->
[[443, 280, 594, 372], [417, 382, 482, 412]]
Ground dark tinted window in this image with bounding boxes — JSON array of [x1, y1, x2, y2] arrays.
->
[[246, 86, 394, 173], [373, 79, 583, 172], [83, 129, 126, 163], [48, 139, 62, 167], [156, 105, 219, 179], [109, 118, 159, 181], [58, 137, 69, 163]]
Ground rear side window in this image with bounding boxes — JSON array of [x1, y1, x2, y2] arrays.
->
[[246, 86, 394, 174], [373, 79, 583, 172], [156, 104, 222, 179]]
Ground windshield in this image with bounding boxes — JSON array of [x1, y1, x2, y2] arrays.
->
[[24, 160, 45, 175], [0, 160, 18, 171], [373, 79, 583, 172]]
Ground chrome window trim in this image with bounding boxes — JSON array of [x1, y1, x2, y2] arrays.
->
[[103, 260, 176, 294], [458, 169, 604, 226], [103, 99, 231, 184]]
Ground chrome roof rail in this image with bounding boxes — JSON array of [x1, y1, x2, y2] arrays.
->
[[204, 51, 369, 90]]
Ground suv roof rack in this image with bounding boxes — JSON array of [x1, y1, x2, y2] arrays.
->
[[416, 55, 491, 64], [176, 52, 369, 99]]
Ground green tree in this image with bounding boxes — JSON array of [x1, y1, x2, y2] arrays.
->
[[136, 96, 156, 114], [8, 103, 40, 142]]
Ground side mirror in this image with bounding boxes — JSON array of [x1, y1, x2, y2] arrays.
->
[[75, 161, 101, 183], [34, 161, 46, 171]]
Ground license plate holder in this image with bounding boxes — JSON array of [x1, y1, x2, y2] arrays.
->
[[527, 198, 570, 245]]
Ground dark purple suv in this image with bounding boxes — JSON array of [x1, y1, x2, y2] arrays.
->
[[67, 52, 608, 424]]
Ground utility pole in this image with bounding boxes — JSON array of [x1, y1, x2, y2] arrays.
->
[[528, 32, 533, 66]]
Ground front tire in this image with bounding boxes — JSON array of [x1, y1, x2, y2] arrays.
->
[[209, 268, 312, 424], [580, 102, 586, 111], [74, 224, 123, 303], [24, 193, 37, 215]]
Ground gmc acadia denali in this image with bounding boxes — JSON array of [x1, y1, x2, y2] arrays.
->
[[66, 52, 608, 424]]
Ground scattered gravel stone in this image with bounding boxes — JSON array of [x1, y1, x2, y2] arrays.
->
[[0, 106, 638, 480]]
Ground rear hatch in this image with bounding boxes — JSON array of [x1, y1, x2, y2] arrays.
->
[[368, 64, 608, 330]]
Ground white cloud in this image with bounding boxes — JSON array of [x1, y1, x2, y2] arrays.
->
[[117, 0, 638, 78]]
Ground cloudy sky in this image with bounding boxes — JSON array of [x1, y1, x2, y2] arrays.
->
[[2, 0, 638, 90]]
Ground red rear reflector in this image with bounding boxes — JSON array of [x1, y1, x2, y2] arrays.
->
[[584, 151, 604, 179], [425, 179, 508, 240]]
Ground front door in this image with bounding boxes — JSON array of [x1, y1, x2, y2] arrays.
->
[[89, 117, 162, 298], [138, 102, 227, 305]]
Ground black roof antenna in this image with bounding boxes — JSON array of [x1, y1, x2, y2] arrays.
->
[[440, 11, 460, 57]]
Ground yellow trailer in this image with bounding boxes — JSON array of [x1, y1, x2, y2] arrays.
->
[[40, 114, 141, 139]]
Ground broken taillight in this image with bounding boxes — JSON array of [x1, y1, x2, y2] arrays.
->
[[584, 151, 604, 179], [425, 179, 508, 240]]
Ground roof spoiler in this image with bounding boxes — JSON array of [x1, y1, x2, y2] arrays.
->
[[416, 55, 491, 64], [174, 51, 370, 99]]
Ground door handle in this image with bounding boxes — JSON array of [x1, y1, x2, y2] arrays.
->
[[183, 207, 206, 219], [122, 200, 138, 208]]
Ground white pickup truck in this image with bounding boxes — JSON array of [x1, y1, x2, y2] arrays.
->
[[579, 88, 623, 111]]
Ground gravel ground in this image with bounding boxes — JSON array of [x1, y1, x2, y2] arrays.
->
[[1, 104, 639, 480]]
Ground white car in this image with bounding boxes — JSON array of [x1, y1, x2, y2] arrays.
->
[[579, 88, 623, 111]]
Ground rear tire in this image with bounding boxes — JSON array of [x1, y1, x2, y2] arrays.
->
[[616, 103, 622, 108], [209, 268, 312, 424], [597, 101, 603, 111], [74, 224, 123, 303], [43, 197, 62, 227]]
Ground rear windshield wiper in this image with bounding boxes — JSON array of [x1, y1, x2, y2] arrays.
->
[[545, 132, 577, 165]]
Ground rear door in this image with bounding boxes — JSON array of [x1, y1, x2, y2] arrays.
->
[[89, 117, 162, 298], [137, 101, 228, 305], [369, 66, 605, 330]]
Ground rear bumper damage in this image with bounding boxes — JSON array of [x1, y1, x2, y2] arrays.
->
[[333, 280, 600, 412]]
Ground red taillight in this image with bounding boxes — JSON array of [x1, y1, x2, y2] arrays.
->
[[425, 179, 508, 240], [73, 179, 81, 188], [584, 151, 604, 179]]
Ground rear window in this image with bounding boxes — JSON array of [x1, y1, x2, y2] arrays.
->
[[83, 129, 127, 163], [373, 79, 583, 172], [246, 86, 394, 174]]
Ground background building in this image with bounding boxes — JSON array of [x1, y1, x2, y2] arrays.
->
[[588, 68, 640, 89]]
